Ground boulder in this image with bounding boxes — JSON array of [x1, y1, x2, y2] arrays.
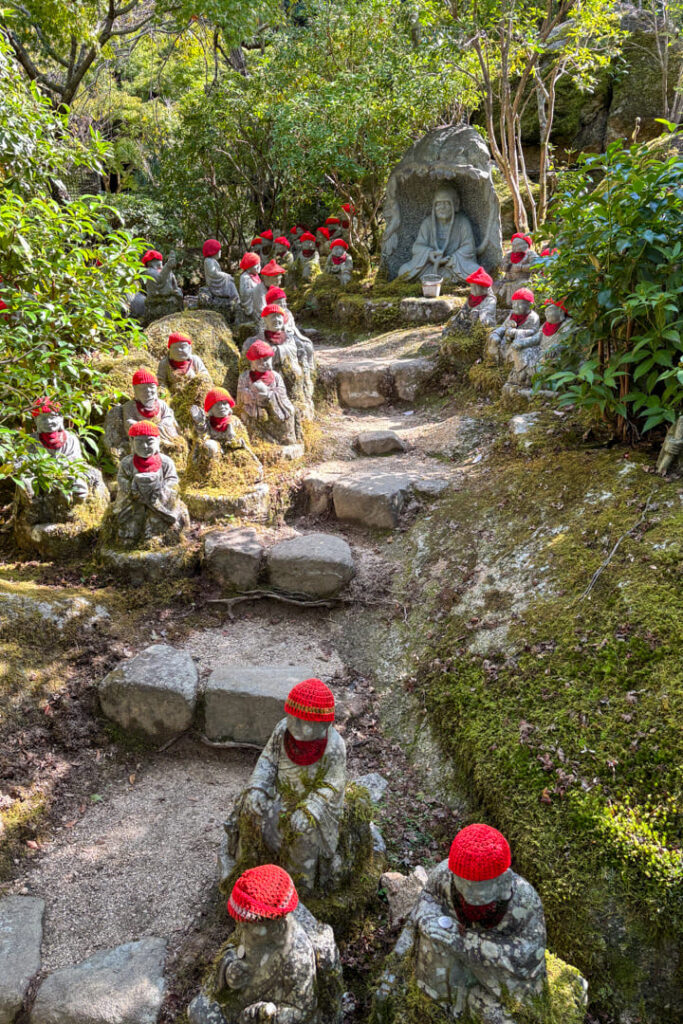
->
[[391, 358, 434, 401], [399, 297, 458, 323], [98, 545, 198, 586], [353, 431, 406, 456], [145, 310, 240, 396], [266, 534, 355, 598], [337, 362, 390, 408], [30, 938, 167, 1024], [0, 896, 44, 1024], [381, 866, 428, 928], [98, 644, 198, 742], [183, 483, 270, 524], [354, 772, 389, 804], [332, 473, 412, 528], [203, 527, 266, 591], [203, 664, 316, 746]]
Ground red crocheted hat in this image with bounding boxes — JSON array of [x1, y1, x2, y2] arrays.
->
[[285, 678, 335, 722], [168, 332, 192, 348], [511, 288, 534, 303], [511, 233, 532, 247], [544, 297, 568, 313], [228, 865, 298, 922], [325, 216, 341, 225], [128, 420, 160, 437], [341, 203, 355, 214], [132, 368, 157, 386], [300, 231, 316, 243], [260, 229, 274, 241], [448, 824, 511, 881], [31, 397, 61, 417], [274, 236, 290, 248], [316, 227, 330, 240], [250, 237, 263, 247], [265, 286, 287, 303], [261, 260, 285, 276], [141, 249, 162, 265], [240, 252, 260, 271], [261, 303, 285, 318], [202, 239, 221, 258], [331, 239, 349, 250], [246, 339, 274, 361], [204, 387, 235, 413], [466, 267, 493, 288]]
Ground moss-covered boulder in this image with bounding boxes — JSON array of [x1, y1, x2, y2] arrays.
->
[[145, 311, 240, 397]]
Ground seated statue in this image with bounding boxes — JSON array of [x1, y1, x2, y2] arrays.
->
[[202, 239, 239, 303], [264, 286, 316, 407], [295, 233, 321, 283], [289, 225, 304, 254], [249, 236, 264, 257], [236, 339, 299, 447], [14, 398, 109, 556], [261, 259, 286, 292], [324, 216, 343, 242], [185, 386, 263, 501], [443, 267, 497, 335], [239, 252, 266, 320], [157, 332, 211, 392], [398, 185, 479, 283], [657, 416, 683, 476], [142, 249, 184, 321], [497, 234, 539, 307], [315, 227, 331, 260], [104, 421, 189, 548], [244, 304, 313, 421], [104, 368, 184, 468], [486, 288, 539, 365], [273, 236, 295, 279], [506, 299, 575, 386], [324, 240, 353, 286], [259, 229, 274, 257], [188, 865, 343, 1024], [374, 825, 547, 1024]]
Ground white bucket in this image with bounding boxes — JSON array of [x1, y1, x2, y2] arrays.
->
[[422, 275, 443, 298]]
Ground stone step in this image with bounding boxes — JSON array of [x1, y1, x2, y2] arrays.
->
[[325, 356, 435, 409], [203, 664, 318, 746], [0, 896, 44, 1024]]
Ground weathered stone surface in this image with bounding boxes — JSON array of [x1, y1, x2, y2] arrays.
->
[[99, 645, 198, 741], [30, 938, 167, 1024], [203, 527, 266, 590], [0, 896, 44, 1024], [99, 544, 198, 585], [337, 362, 390, 408], [332, 473, 412, 528], [354, 772, 389, 804], [411, 476, 451, 500], [381, 866, 428, 928], [145, 310, 240, 395], [203, 665, 316, 745], [301, 471, 334, 516], [184, 483, 269, 524], [399, 297, 458, 323], [509, 412, 540, 436], [0, 584, 109, 633], [391, 357, 434, 401], [266, 533, 355, 597], [354, 430, 406, 456]]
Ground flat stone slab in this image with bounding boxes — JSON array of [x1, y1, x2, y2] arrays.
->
[[184, 483, 269, 523], [99, 545, 198, 585], [399, 296, 458, 323], [390, 357, 434, 401], [266, 533, 355, 598], [0, 896, 44, 1024], [30, 938, 167, 1024], [332, 473, 413, 528], [337, 362, 390, 408], [99, 644, 198, 742], [203, 664, 316, 746], [353, 430, 406, 456], [203, 527, 267, 591]]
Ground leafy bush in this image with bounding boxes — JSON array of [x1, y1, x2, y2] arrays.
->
[[536, 132, 683, 442]]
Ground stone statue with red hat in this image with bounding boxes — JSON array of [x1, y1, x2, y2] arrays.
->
[[324, 216, 343, 242], [324, 240, 353, 286], [188, 864, 343, 1024], [202, 239, 239, 303], [104, 421, 189, 548], [315, 227, 331, 260], [141, 248, 184, 322], [157, 332, 211, 392], [375, 824, 549, 1024], [444, 266, 497, 334], [104, 368, 183, 468], [239, 252, 267, 320], [273, 236, 295, 276], [486, 288, 540, 365], [497, 234, 539, 307], [506, 299, 575, 387], [243, 305, 313, 421], [236, 339, 299, 447], [259, 229, 274, 257], [265, 286, 316, 408], [14, 397, 109, 557], [339, 202, 355, 240], [294, 233, 321, 283], [261, 260, 287, 292]]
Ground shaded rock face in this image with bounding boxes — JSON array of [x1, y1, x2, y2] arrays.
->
[[0, 896, 44, 1024]]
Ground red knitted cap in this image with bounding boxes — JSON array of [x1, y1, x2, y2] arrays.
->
[[265, 286, 287, 303], [250, 237, 263, 247], [300, 231, 316, 243], [511, 233, 532, 247], [341, 202, 355, 214], [246, 339, 274, 361], [466, 267, 493, 288], [285, 678, 335, 722], [448, 824, 511, 881], [168, 332, 192, 348], [204, 387, 235, 413], [240, 252, 260, 271], [132, 368, 158, 386], [128, 421, 160, 437], [511, 288, 534, 303], [316, 227, 330, 240], [325, 216, 341, 225], [331, 239, 349, 250], [142, 249, 162, 265], [261, 303, 285, 318], [261, 260, 285, 276], [228, 865, 298, 922], [545, 297, 568, 313], [290, 226, 299, 234], [32, 397, 61, 417], [202, 239, 221, 258], [260, 229, 274, 240], [274, 236, 290, 248]]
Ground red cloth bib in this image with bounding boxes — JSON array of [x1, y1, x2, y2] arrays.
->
[[136, 400, 159, 419], [468, 294, 484, 308], [331, 254, 347, 265], [542, 321, 561, 337], [39, 430, 67, 450], [453, 890, 510, 930], [133, 453, 162, 473], [510, 312, 529, 326], [247, 272, 261, 283], [284, 729, 328, 766], [264, 329, 286, 345], [302, 248, 315, 257], [169, 357, 191, 373], [510, 251, 525, 264], [209, 415, 230, 432], [249, 369, 275, 385]]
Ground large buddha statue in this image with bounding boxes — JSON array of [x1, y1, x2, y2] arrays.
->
[[398, 186, 479, 283]]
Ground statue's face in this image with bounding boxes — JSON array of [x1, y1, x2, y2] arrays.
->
[[132, 434, 160, 458], [149, 259, 162, 269], [511, 298, 532, 315], [134, 382, 157, 405], [545, 304, 565, 325], [262, 272, 282, 284], [213, 247, 222, 259], [36, 411, 63, 433], [451, 869, 512, 907], [471, 283, 488, 296], [286, 713, 328, 741], [243, 916, 290, 950], [169, 340, 192, 361], [251, 355, 273, 373], [264, 312, 285, 332], [209, 400, 233, 418], [434, 198, 453, 221], [511, 237, 529, 253], [275, 245, 287, 257]]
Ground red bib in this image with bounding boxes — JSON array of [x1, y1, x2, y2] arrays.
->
[[209, 415, 230, 432], [468, 294, 484, 308], [133, 453, 162, 473], [284, 729, 328, 766], [302, 248, 315, 258], [136, 400, 159, 419], [39, 430, 66, 450], [510, 251, 525, 264], [264, 329, 286, 345], [453, 890, 510, 930], [332, 254, 347, 265], [249, 369, 275, 385], [510, 312, 529, 326], [247, 272, 261, 283], [542, 321, 561, 337], [169, 357, 191, 373]]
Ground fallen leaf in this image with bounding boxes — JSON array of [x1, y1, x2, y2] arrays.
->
[[540, 788, 553, 805], [26, 839, 39, 849], [128, 774, 136, 785]]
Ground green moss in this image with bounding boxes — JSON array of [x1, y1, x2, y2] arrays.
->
[[438, 323, 487, 376], [145, 310, 240, 395], [0, 792, 47, 882], [468, 363, 504, 395]]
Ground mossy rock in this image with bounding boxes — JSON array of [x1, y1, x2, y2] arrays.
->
[[97, 349, 157, 407], [144, 310, 240, 396], [468, 362, 505, 396], [438, 322, 487, 376]]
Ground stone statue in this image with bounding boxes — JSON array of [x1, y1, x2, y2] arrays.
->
[[142, 249, 184, 320], [486, 288, 540, 365], [273, 236, 295, 278], [374, 825, 547, 1023], [340, 203, 355, 239], [14, 398, 109, 556], [497, 234, 539, 307], [188, 865, 343, 1024], [324, 216, 343, 242], [295, 233, 321, 283], [249, 236, 264, 257], [243, 305, 313, 421], [157, 332, 211, 392], [186, 386, 263, 495], [657, 416, 683, 476], [324, 240, 353, 286], [261, 260, 286, 291], [259, 229, 274, 257], [289, 225, 304, 254], [236, 339, 299, 447], [264, 286, 316, 401], [239, 253, 267, 320], [443, 267, 497, 334], [315, 227, 331, 260], [104, 368, 184, 467], [202, 239, 240, 303], [397, 185, 479, 283], [506, 299, 575, 386], [104, 421, 189, 548]]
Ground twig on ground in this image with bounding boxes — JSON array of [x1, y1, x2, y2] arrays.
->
[[574, 492, 655, 605]]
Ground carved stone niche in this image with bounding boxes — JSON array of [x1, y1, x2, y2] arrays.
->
[[381, 125, 503, 282]]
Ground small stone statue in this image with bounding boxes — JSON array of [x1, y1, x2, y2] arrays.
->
[[261, 260, 286, 291], [487, 288, 539, 365], [244, 304, 313, 420], [14, 398, 109, 556], [324, 240, 353, 286], [273, 236, 295, 277], [186, 386, 263, 493], [239, 252, 267, 320], [104, 421, 189, 548], [340, 202, 355, 239], [142, 249, 184, 321], [265, 286, 316, 412], [657, 416, 683, 476], [202, 239, 239, 303], [375, 825, 547, 1023], [249, 236, 264, 257], [104, 368, 183, 467], [259, 229, 274, 257], [324, 216, 343, 241], [398, 185, 479, 283], [236, 339, 299, 447], [506, 299, 574, 387], [157, 332, 211, 392], [315, 227, 331, 260], [295, 233, 321, 283], [443, 267, 497, 334], [289, 225, 304, 253], [188, 865, 343, 1024], [497, 234, 539, 307]]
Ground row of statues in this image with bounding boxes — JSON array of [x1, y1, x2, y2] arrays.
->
[[188, 678, 574, 1024]]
